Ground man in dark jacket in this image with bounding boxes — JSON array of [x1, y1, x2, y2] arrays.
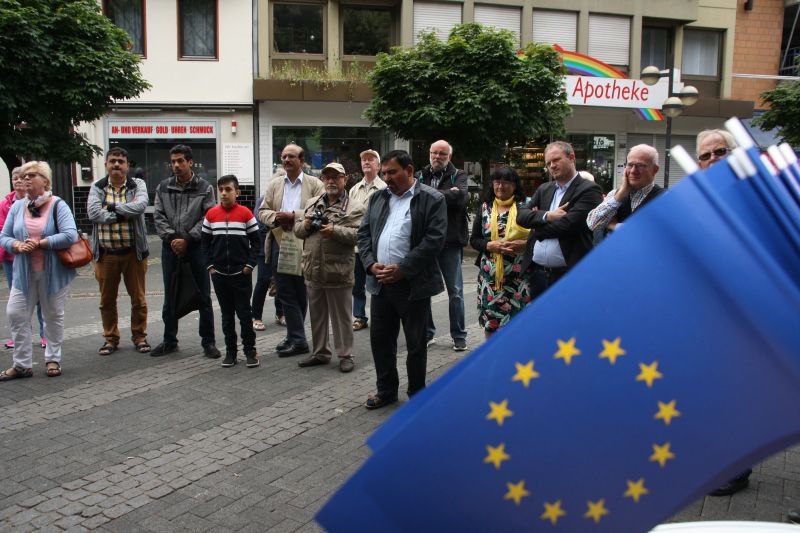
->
[[151, 144, 220, 358], [417, 140, 469, 352], [358, 150, 447, 410], [517, 141, 603, 300]]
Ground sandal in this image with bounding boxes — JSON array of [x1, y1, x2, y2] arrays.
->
[[98, 342, 117, 356], [45, 361, 61, 377], [252, 319, 266, 331], [0, 366, 33, 381], [353, 319, 368, 331], [135, 341, 151, 354], [365, 393, 398, 410]]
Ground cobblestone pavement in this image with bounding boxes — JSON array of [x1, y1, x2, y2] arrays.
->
[[0, 242, 799, 531]]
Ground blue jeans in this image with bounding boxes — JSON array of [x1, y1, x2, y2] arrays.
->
[[352, 252, 368, 323], [161, 242, 215, 346], [251, 255, 282, 320], [271, 241, 307, 345], [426, 246, 466, 341], [4, 260, 44, 338]]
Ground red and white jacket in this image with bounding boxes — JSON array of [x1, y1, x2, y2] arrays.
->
[[201, 203, 260, 275]]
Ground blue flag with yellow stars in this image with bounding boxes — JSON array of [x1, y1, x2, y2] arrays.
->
[[317, 133, 800, 532]]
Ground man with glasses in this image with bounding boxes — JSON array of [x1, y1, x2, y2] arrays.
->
[[416, 140, 469, 352], [587, 144, 665, 235], [696, 129, 736, 170]]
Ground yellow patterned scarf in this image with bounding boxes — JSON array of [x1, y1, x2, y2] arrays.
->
[[490, 197, 529, 290]]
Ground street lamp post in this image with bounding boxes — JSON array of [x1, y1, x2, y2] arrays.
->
[[641, 66, 699, 188]]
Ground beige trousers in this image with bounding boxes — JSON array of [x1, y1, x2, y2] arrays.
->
[[306, 285, 353, 362]]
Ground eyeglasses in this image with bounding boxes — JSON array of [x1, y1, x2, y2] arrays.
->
[[624, 163, 650, 171], [698, 147, 730, 162], [321, 174, 343, 181], [430, 151, 450, 157]]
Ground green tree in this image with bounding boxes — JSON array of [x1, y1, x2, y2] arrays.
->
[[754, 73, 800, 146], [0, 0, 150, 164], [364, 23, 570, 177]]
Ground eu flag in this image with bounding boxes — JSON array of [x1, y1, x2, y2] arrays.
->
[[317, 125, 800, 532]]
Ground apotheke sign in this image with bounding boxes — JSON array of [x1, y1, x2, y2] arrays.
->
[[108, 120, 217, 139], [564, 76, 671, 109]]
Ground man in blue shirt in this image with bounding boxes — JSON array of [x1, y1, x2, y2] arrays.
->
[[357, 150, 447, 410]]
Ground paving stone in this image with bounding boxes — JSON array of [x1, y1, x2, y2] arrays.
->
[[55, 514, 86, 530], [103, 503, 133, 519]]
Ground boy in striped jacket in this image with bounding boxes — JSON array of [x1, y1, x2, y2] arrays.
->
[[201, 175, 261, 368]]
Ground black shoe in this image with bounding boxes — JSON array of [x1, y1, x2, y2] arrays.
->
[[277, 343, 310, 357], [787, 509, 800, 524], [245, 351, 259, 368], [298, 355, 328, 367], [203, 344, 222, 359], [275, 338, 290, 351], [709, 471, 750, 496], [221, 352, 237, 367], [150, 342, 178, 357], [453, 338, 467, 352]]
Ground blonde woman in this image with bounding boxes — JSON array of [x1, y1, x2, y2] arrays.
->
[[0, 161, 77, 380]]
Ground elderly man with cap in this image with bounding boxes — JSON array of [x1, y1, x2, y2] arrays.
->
[[294, 162, 365, 372], [348, 149, 387, 332]]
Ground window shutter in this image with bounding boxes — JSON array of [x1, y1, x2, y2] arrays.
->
[[413, 2, 462, 44], [625, 134, 696, 187], [532, 10, 577, 52], [474, 5, 521, 46], [588, 14, 630, 67]]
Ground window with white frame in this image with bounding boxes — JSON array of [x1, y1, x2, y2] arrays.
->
[[682, 29, 721, 77], [532, 10, 577, 52], [588, 14, 630, 68], [413, 2, 461, 44], [475, 5, 521, 46]]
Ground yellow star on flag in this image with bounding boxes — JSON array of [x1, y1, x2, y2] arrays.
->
[[650, 442, 675, 467], [654, 400, 681, 426], [624, 478, 649, 503], [636, 361, 663, 388], [541, 500, 566, 525], [599, 337, 626, 364], [554, 337, 581, 365], [584, 499, 609, 523], [486, 400, 513, 426], [484, 443, 510, 470], [504, 480, 530, 505], [512, 361, 540, 387]]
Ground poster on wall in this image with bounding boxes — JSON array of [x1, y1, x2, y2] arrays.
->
[[222, 143, 255, 185]]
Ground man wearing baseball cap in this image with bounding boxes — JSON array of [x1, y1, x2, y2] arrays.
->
[[293, 162, 365, 372], [348, 149, 387, 332]]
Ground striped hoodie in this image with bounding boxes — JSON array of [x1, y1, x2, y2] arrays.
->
[[201, 203, 260, 275]]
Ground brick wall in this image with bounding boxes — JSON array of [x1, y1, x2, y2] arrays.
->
[[731, 0, 784, 108], [72, 185, 258, 235]]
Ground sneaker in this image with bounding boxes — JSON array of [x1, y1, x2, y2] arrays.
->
[[40, 337, 47, 349], [150, 342, 178, 357], [203, 344, 222, 359], [339, 358, 355, 373], [245, 351, 260, 368], [3, 340, 13, 349], [453, 338, 467, 352], [426, 337, 436, 348], [222, 352, 237, 367]]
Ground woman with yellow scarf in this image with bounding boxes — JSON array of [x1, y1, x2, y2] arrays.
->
[[470, 167, 531, 338]]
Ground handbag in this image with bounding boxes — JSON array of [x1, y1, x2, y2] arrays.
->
[[52, 199, 93, 268], [275, 228, 304, 276]]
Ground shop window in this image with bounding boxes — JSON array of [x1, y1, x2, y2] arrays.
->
[[273, 3, 324, 55], [566, 134, 615, 193], [104, 0, 146, 56], [178, 0, 218, 59], [413, 2, 461, 44], [682, 29, 721, 77], [641, 26, 672, 71], [532, 10, 577, 52], [342, 6, 393, 57], [272, 126, 383, 185], [108, 139, 218, 203]]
